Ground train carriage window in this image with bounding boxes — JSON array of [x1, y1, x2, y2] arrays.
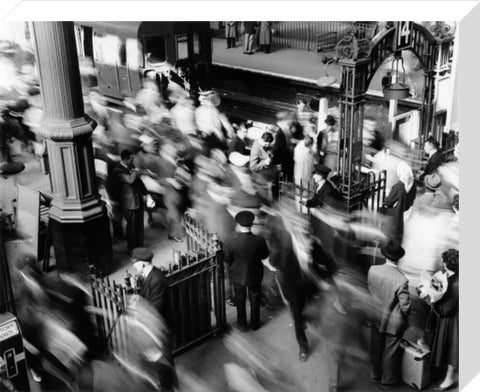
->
[[93, 33, 122, 65], [175, 34, 188, 60], [126, 38, 142, 67]]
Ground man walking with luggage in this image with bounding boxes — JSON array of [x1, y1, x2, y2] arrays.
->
[[368, 241, 411, 388]]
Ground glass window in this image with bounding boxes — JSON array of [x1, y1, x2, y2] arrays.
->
[[176, 33, 189, 60], [126, 38, 142, 67]]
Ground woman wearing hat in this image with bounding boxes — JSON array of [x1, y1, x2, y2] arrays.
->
[[304, 163, 342, 210], [321, 115, 340, 174], [382, 161, 416, 248], [429, 249, 459, 391]]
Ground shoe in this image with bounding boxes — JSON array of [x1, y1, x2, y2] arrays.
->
[[232, 321, 248, 333], [30, 368, 42, 383], [299, 349, 308, 362], [434, 381, 456, 391], [226, 298, 235, 307]]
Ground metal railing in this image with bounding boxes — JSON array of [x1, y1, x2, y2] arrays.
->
[[271, 21, 355, 51], [90, 211, 226, 357]]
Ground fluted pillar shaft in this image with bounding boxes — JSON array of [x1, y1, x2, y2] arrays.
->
[[32, 22, 111, 273]]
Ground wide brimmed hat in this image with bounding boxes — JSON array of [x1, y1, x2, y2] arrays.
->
[[312, 163, 332, 176], [381, 241, 405, 262], [131, 248, 154, 263], [235, 210, 255, 227], [424, 174, 441, 190]]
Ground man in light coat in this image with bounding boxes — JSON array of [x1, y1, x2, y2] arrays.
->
[[368, 242, 411, 387]]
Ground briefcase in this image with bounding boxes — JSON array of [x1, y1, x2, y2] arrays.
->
[[401, 342, 431, 390]]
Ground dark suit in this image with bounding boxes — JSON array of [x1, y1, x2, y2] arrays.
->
[[383, 181, 416, 247], [113, 162, 147, 253], [263, 214, 308, 352], [224, 232, 269, 330], [305, 180, 342, 209], [368, 263, 411, 385], [139, 267, 168, 319], [228, 135, 248, 156], [423, 150, 444, 176]]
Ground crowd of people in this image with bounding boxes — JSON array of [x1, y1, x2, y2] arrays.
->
[[224, 22, 274, 55], [2, 48, 460, 392]]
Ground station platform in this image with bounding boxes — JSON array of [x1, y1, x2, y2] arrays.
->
[[211, 36, 424, 103]]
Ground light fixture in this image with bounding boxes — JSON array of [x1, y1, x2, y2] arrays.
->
[[383, 53, 410, 100], [317, 57, 337, 87]]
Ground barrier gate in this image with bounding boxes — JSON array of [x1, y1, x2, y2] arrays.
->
[[90, 212, 226, 357]]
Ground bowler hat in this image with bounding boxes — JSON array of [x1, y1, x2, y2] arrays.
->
[[235, 210, 255, 227], [325, 115, 336, 126], [381, 241, 405, 262], [312, 164, 332, 176], [424, 174, 441, 190], [131, 248, 154, 263]]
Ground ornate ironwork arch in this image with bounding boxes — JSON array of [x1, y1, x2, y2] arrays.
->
[[365, 23, 437, 90]]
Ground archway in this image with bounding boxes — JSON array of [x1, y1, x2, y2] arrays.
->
[[336, 22, 455, 210]]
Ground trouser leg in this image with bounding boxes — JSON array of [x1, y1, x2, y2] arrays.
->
[[289, 290, 308, 352], [382, 333, 402, 385], [370, 326, 384, 380], [111, 204, 123, 238], [248, 284, 262, 330], [135, 205, 144, 247], [233, 284, 247, 328], [123, 209, 135, 254]]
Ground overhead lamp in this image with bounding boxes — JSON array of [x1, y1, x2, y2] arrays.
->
[[383, 53, 410, 101], [317, 57, 337, 87]]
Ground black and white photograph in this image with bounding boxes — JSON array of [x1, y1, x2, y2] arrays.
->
[[0, 2, 476, 391]]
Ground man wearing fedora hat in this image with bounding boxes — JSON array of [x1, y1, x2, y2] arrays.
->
[[131, 247, 168, 320], [304, 164, 343, 209], [368, 241, 411, 388], [224, 210, 274, 331], [413, 173, 450, 211]]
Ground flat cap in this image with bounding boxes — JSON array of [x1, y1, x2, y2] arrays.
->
[[131, 248, 154, 263], [235, 210, 255, 227], [312, 163, 332, 175]]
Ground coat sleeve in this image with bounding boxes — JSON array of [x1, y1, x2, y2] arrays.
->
[[434, 279, 458, 317], [148, 274, 167, 316], [249, 143, 268, 171], [115, 167, 139, 185], [396, 280, 411, 316], [383, 183, 402, 208]]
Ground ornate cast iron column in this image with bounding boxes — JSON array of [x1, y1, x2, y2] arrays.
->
[[31, 22, 111, 274], [337, 58, 369, 211], [420, 24, 455, 146]]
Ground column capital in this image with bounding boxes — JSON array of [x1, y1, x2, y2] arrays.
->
[[39, 115, 96, 140]]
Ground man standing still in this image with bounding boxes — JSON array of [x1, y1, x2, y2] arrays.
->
[[368, 242, 411, 388], [114, 150, 147, 255], [224, 211, 274, 331]]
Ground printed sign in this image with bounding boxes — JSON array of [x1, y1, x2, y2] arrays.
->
[[393, 21, 414, 51], [0, 321, 19, 342]]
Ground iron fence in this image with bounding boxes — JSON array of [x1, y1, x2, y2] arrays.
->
[[90, 212, 226, 357]]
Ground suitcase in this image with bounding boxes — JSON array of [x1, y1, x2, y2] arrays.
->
[[401, 342, 432, 390]]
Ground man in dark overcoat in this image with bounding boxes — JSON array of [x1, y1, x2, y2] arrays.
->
[[114, 149, 147, 255], [224, 211, 273, 331], [417, 136, 444, 181], [305, 164, 343, 210], [368, 242, 411, 387], [131, 248, 177, 391]]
